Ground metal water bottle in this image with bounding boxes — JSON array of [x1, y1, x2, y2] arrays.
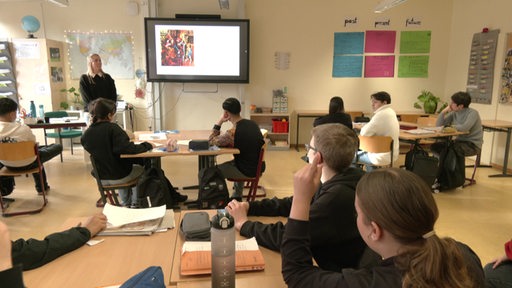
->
[[29, 101, 36, 118], [211, 209, 235, 288]]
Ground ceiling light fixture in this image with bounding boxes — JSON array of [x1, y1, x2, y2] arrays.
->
[[218, 0, 229, 10], [374, 0, 408, 13], [47, 0, 69, 8]]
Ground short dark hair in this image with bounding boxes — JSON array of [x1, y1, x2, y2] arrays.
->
[[222, 97, 241, 115], [328, 96, 345, 114], [89, 98, 116, 123], [371, 91, 391, 104], [451, 91, 471, 108], [0, 97, 18, 116], [312, 123, 358, 173]]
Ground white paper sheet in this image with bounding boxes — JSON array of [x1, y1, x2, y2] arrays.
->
[[138, 133, 167, 141], [182, 237, 260, 254], [102, 203, 166, 227], [404, 129, 434, 134]]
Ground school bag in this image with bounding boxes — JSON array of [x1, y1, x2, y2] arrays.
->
[[404, 145, 439, 187], [0, 176, 14, 196], [194, 166, 229, 209], [119, 266, 165, 288], [136, 167, 176, 209], [437, 143, 465, 190]]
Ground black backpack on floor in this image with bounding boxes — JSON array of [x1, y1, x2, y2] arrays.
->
[[0, 176, 14, 196], [437, 143, 465, 190], [194, 166, 229, 209], [405, 145, 439, 187], [136, 167, 176, 209]]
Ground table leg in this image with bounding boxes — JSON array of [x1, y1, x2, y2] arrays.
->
[[295, 113, 300, 151], [489, 128, 512, 177]]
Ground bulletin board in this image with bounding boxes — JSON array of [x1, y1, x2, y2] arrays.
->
[[466, 29, 499, 104], [499, 33, 512, 103]]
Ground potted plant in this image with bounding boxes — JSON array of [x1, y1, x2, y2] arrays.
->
[[59, 101, 69, 110], [413, 90, 447, 114], [60, 87, 83, 110]]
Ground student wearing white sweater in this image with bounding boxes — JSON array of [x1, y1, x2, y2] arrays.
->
[[356, 91, 400, 171]]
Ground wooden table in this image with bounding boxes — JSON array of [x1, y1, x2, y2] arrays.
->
[[27, 121, 87, 146], [170, 210, 287, 288], [23, 213, 181, 288], [482, 120, 512, 177], [399, 129, 468, 145], [121, 130, 239, 171]]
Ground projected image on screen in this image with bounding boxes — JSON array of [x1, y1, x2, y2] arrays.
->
[[160, 29, 194, 67], [145, 18, 249, 83]]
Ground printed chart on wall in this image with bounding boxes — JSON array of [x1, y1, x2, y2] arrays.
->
[[466, 29, 499, 104], [500, 33, 512, 104], [65, 32, 134, 79]]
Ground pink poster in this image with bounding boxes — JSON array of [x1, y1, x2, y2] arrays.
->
[[365, 56, 395, 77], [365, 30, 396, 53]]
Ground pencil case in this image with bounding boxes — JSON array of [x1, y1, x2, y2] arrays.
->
[[180, 211, 211, 241]]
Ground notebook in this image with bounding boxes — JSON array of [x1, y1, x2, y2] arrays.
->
[[180, 237, 265, 275]]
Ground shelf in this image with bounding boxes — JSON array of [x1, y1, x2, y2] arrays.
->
[[251, 113, 290, 150]]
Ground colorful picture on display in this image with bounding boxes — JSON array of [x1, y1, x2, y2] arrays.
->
[[160, 29, 194, 67]]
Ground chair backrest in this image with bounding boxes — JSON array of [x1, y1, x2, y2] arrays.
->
[[358, 135, 394, 167], [347, 111, 364, 119], [44, 111, 68, 118], [416, 116, 437, 127], [0, 141, 37, 161], [255, 143, 266, 177]]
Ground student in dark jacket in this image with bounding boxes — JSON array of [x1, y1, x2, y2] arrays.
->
[[282, 166, 485, 288], [81, 98, 153, 206], [227, 124, 369, 272], [209, 98, 264, 199], [313, 96, 353, 129]]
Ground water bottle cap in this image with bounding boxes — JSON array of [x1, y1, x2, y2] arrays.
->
[[211, 209, 234, 229]]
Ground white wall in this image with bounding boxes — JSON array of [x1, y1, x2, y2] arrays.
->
[[1, 0, 511, 167], [447, 0, 512, 166]]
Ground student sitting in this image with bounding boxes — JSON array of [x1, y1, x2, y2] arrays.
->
[[313, 96, 353, 129], [484, 239, 512, 287], [0, 97, 63, 194], [81, 98, 153, 206], [227, 124, 370, 272], [281, 166, 485, 287]]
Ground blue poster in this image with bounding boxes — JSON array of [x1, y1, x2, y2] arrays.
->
[[334, 32, 364, 55], [333, 55, 363, 77]]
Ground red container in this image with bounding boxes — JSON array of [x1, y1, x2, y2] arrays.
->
[[272, 120, 289, 133]]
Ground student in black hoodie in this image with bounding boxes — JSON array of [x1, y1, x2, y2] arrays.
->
[[227, 123, 369, 272], [282, 166, 485, 288]]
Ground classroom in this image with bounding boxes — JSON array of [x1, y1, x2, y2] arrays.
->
[[0, 0, 511, 287]]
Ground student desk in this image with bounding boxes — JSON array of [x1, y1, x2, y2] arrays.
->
[[170, 210, 287, 288], [399, 129, 468, 146], [23, 213, 181, 288], [27, 121, 87, 145], [121, 130, 239, 170], [482, 120, 512, 177]]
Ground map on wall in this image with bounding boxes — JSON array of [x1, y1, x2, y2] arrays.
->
[[65, 32, 134, 79]]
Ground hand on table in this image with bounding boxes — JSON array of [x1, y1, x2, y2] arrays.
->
[[226, 200, 249, 231], [81, 213, 108, 238]]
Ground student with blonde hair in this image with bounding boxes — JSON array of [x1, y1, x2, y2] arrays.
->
[[282, 166, 485, 287]]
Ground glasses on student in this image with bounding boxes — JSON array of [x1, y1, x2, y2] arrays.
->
[[305, 143, 317, 153]]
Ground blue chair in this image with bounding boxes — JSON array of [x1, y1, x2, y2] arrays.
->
[[44, 111, 83, 162]]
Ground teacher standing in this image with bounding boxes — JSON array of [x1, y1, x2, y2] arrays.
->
[[79, 54, 117, 112]]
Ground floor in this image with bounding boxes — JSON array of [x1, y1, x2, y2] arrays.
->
[[2, 146, 510, 266]]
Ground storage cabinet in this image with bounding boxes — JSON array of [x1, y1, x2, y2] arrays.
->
[[250, 113, 290, 150], [10, 38, 66, 115]]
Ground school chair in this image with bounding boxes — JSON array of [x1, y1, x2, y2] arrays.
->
[[415, 116, 439, 150], [463, 151, 481, 187], [90, 156, 139, 207], [0, 141, 47, 217], [357, 135, 394, 169], [226, 144, 267, 202], [44, 111, 83, 162]]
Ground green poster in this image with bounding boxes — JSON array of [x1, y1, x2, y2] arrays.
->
[[398, 56, 429, 78], [400, 31, 431, 54]]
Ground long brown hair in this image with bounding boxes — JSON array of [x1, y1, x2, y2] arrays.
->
[[88, 98, 116, 124], [356, 168, 476, 288]]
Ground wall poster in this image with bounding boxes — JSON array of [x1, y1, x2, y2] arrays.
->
[[466, 29, 499, 104]]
